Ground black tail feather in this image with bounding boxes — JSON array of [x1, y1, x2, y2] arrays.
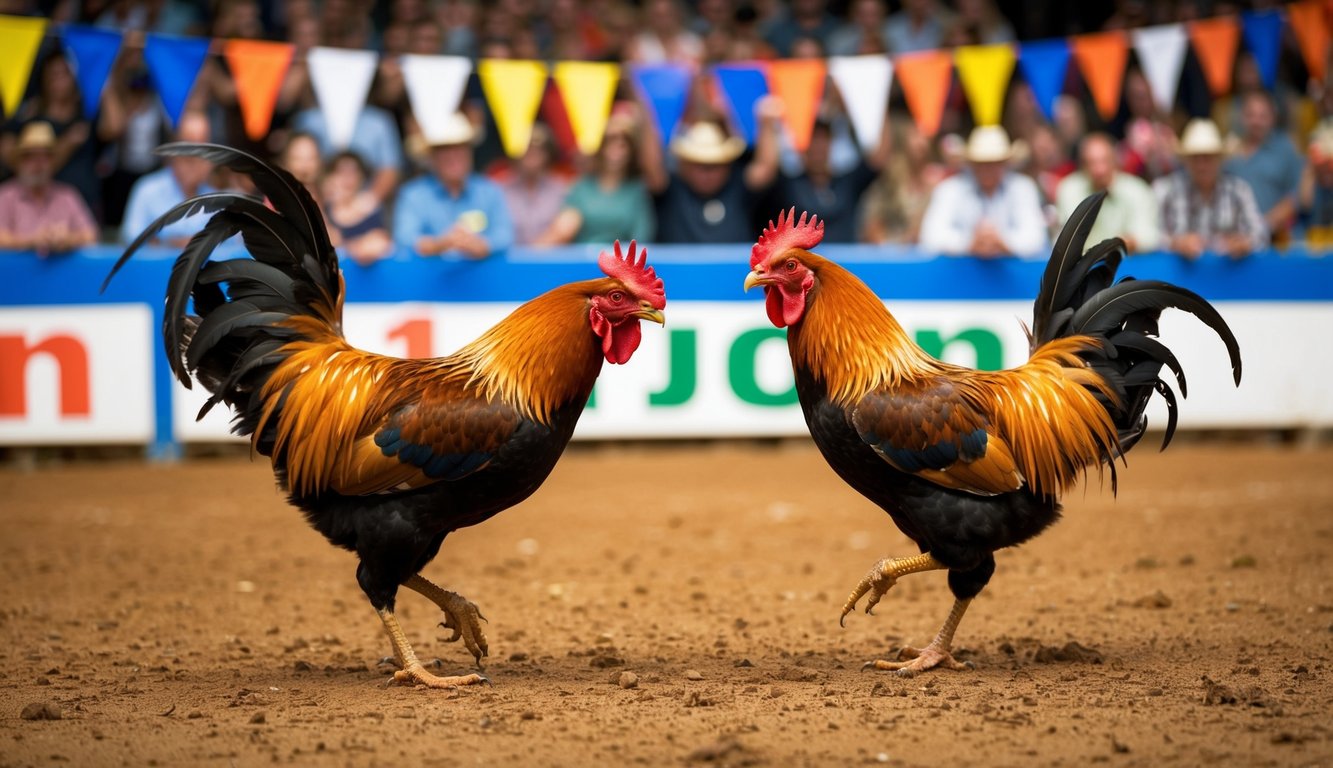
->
[[102, 142, 342, 445], [1034, 193, 1242, 467]]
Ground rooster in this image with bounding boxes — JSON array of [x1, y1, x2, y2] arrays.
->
[[743, 196, 1241, 675], [105, 144, 666, 689]]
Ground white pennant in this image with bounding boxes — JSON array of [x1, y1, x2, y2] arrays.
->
[[828, 55, 893, 154], [307, 46, 378, 150], [402, 54, 472, 144], [1131, 24, 1188, 113]]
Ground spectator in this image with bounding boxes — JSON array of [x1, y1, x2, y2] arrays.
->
[[540, 113, 655, 245], [499, 124, 569, 246], [323, 151, 393, 265], [861, 117, 945, 244], [393, 112, 514, 259], [919, 126, 1049, 257], [279, 131, 324, 203], [1021, 123, 1075, 204], [640, 100, 782, 244], [883, 0, 953, 54], [99, 54, 171, 230], [0, 122, 97, 255], [1224, 91, 1304, 244], [289, 102, 404, 207], [827, 0, 888, 56], [624, 0, 704, 66], [954, 0, 1014, 44], [763, 0, 840, 57], [1154, 118, 1266, 260], [1118, 68, 1177, 181], [773, 116, 889, 242], [120, 110, 217, 247], [1056, 133, 1161, 252], [1302, 126, 1333, 245], [1, 51, 109, 221]]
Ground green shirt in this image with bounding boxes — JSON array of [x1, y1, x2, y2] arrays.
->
[[564, 176, 656, 244]]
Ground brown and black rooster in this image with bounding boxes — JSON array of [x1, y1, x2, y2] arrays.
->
[[105, 144, 666, 689], [743, 196, 1241, 675]]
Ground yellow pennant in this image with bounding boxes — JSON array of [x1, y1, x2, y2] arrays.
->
[[478, 59, 550, 158], [0, 15, 47, 117], [953, 44, 1016, 127], [553, 61, 620, 156]]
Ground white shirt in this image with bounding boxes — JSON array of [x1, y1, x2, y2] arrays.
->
[[919, 170, 1050, 256]]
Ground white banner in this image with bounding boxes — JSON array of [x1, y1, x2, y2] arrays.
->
[[0, 305, 154, 445], [1131, 24, 1189, 113], [828, 55, 893, 154], [401, 54, 472, 145], [172, 301, 1306, 444], [307, 46, 379, 150]]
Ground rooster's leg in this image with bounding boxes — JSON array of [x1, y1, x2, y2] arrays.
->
[[377, 608, 489, 689], [402, 574, 489, 665], [864, 598, 973, 677], [839, 552, 945, 626]]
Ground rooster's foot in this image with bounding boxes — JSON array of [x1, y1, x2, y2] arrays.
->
[[862, 644, 972, 677], [392, 663, 491, 689], [839, 553, 945, 626], [436, 591, 489, 666]]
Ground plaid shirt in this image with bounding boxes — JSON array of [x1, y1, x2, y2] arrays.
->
[[1153, 170, 1268, 251]]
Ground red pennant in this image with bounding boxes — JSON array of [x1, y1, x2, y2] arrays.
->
[[1071, 31, 1128, 120], [224, 39, 294, 141]]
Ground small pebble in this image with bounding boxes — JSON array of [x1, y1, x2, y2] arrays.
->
[[684, 669, 704, 681], [249, 712, 267, 724], [617, 671, 639, 689], [20, 702, 61, 721]]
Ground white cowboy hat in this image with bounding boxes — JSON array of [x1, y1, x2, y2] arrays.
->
[[1179, 118, 1224, 156], [423, 112, 478, 148], [670, 121, 745, 164], [15, 121, 56, 154], [963, 125, 1012, 163]]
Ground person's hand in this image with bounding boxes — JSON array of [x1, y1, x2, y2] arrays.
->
[[970, 222, 1005, 257], [1171, 233, 1204, 260], [415, 234, 449, 256], [1223, 234, 1252, 260], [61, 121, 90, 148], [755, 95, 784, 124]]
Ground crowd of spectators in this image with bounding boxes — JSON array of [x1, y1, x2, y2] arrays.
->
[[1, 0, 1331, 260]]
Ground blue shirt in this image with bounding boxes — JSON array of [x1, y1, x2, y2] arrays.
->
[[393, 173, 515, 256], [120, 167, 217, 244], [291, 106, 404, 172], [1223, 133, 1304, 216]]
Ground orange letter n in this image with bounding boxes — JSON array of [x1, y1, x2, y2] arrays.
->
[[0, 334, 91, 417]]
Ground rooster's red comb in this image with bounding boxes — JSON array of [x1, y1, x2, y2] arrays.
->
[[751, 208, 825, 268], [599, 240, 666, 310]]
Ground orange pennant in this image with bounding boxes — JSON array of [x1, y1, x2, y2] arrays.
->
[[764, 59, 827, 152], [1070, 30, 1128, 120], [894, 50, 952, 138], [1287, 1, 1330, 83], [224, 39, 294, 141], [1186, 17, 1239, 97]]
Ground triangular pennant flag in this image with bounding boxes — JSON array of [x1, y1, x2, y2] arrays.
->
[[893, 50, 952, 137], [713, 63, 769, 145], [1287, 1, 1330, 84], [1071, 30, 1128, 120], [630, 64, 691, 147], [765, 59, 826, 152], [223, 39, 294, 141], [1187, 17, 1240, 96], [1131, 24, 1188, 113], [954, 43, 1016, 126], [142, 33, 210, 128], [0, 15, 47, 117], [477, 59, 548, 157], [1240, 9, 1282, 89], [540, 78, 579, 157], [61, 25, 123, 120], [1017, 39, 1071, 121], [828, 55, 892, 153], [306, 46, 377, 150], [402, 54, 471, 147], [553, 61, 620, 155]]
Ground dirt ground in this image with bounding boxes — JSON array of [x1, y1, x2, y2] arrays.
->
[[1, 440, 1331, 767]]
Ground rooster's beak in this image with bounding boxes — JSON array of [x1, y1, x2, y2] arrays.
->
[[743, 270, 769, 292], [633, 305, 666, 326]]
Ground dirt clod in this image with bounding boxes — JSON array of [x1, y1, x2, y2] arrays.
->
[[20, 703, 61, 721]]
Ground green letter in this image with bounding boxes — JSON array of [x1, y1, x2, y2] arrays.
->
[[729, 328, 797, 406], [915, 328, 1004, 371], [649, 329, 697, 406]]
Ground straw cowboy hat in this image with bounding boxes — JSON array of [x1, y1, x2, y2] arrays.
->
[[15, 121, 56, 154], [423, 112, 478, 148], [963, 125, 1013, 163], [1179, 118, 1224, 156], [671, 121, 745, 164]]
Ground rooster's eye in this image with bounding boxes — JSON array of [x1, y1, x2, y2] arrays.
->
[[785, 260, 798, 272], [609, 291, 624, 303]]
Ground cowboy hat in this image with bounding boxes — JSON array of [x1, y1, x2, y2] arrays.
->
[[15, 121, 56, 154], [963, 125, 1012, 163], [423, 112, 478, 148], [670, 121, 745, 165], [1179, 118, 1224, 156]]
